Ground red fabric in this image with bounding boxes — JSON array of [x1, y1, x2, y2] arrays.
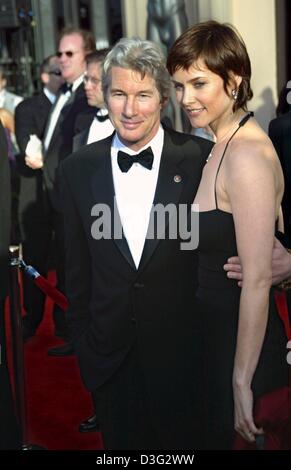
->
[[274, 289, 291, 340], [34, 275, 68, 311], [5, 272, 103, 450], [234, 289, 291, 450], [234, 386, 290, 450]]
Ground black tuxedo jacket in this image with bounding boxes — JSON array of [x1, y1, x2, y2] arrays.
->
[[43, 83, 96, 209], [0, 122, 10, 299], [61, 128, 212, 401], [269, 112, 291, 234], [15, 91, 52, 223], [72, 109, 106, 152], [72, 127, 90, 152]]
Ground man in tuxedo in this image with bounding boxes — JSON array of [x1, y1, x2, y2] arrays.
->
[[73, 48, 114, 152], [269, 112, 291, 238], [15, 55, 63, 340], [25, 28, 96, 352], [60, 38, 212, 449], [0, 122, 21, 449]]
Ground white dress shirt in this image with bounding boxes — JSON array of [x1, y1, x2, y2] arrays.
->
[[43, 75, 84, 151], [87, 110, 114, 144], [43, 86, 57, 105], [111, 126, 164, 268]]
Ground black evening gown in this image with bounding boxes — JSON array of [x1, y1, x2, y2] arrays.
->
[[195, 209, 289, 449], [194, 114, 289, 449]]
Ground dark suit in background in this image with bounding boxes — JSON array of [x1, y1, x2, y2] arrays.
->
[[15, 92, 53, 335], [72, 117, 93, 152], [269, 112, 291, 237], [42, 83, 95, 336], [0, 122, 21, 449], [61, 128, 212, 449], [43, 84, 96, 209]]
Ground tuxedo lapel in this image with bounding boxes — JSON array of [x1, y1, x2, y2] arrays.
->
[[90, 137, 136, 270], [138, 130, 188, 271], [44, 85, 82, 153], [73, 128, 89, 152], [47, 92, 75, 149]]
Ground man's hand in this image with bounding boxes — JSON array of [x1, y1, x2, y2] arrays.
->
[[224, 237, 291, 287], [25, 154, 43, 169], [270, 237, 291, 285], [224, 257, 242, 287]]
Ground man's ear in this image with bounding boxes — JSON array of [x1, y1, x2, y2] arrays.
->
[[41, 72, 49, 86]]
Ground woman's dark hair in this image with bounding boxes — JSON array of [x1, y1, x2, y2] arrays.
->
[[167, 20, 253, 111]]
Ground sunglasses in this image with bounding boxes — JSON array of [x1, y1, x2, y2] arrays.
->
[[56, 50, 78, 58], [49, 70, 62, 76]]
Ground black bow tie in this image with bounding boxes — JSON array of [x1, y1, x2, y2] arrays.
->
[[95, 112, 109, 122], [61, 83, 73, 94], [117, 147, 154, 173]]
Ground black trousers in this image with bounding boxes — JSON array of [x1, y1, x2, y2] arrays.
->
[[92, 345, 162, 450], [92, 343, 203, 450]]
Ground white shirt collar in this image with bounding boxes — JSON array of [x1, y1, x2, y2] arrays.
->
[[96, 108, 109, 117], [43, 87, 57, 104], [113, 125, 164, 168], [71, 74, 84, 92]]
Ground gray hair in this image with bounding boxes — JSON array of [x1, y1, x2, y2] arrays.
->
[[102, 37, 171, 102]]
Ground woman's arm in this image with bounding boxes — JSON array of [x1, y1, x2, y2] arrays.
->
[[225, 139, 282, 442]]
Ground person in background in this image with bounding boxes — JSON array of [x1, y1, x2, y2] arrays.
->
[[0, 66, 23, 114], [0, 107, 15, 162], [269, 111, 291, 239], [24, 28, 96, 356], [73, 48, 114, 152], [15, 55, 64, 341], [0, 121, 21, 449]]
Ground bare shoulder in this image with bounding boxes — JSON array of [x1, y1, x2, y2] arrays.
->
[[226, 122, 282, 178]]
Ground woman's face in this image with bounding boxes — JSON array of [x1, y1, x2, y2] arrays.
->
[[172, 59, 235, 132]]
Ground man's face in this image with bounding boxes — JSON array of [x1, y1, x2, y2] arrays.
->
[[58, 33, 87, 83], [84, 61, 104, 107], [45, 56, 64, 95], [107, 66, 162, 151]]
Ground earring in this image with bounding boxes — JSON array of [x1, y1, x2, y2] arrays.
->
[[232, 89, 238, 100]]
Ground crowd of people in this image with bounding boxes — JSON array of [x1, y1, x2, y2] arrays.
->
[[0, 20, 291, 450]]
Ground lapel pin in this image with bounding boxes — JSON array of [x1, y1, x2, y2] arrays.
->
[[174, 175, 182, 183]]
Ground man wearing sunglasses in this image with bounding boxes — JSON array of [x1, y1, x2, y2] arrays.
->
[[23, 29, 96, 351], [15, 55, 64, 342]]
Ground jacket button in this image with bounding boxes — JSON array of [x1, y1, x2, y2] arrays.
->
[[133, 282, 144, 289]]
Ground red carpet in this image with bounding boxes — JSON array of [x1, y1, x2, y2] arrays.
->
[[6, 272, 103, 450]]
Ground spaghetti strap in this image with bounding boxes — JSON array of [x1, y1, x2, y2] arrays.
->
[[214, 111, 254, 209]]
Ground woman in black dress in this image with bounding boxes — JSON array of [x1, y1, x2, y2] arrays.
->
[[167, 21, 289, 449]]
